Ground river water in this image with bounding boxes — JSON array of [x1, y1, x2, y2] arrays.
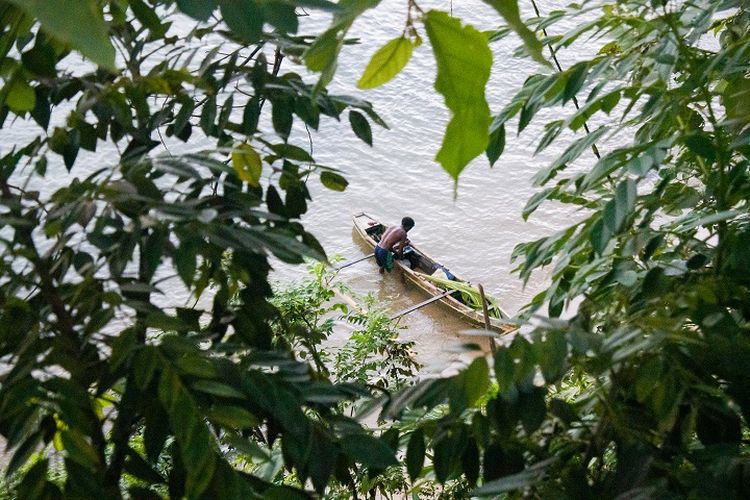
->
[[286, 0, 592, 372], [4, 0, 596, 373]]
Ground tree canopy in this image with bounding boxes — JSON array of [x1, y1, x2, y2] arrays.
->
[[2, 0, 750, 498]]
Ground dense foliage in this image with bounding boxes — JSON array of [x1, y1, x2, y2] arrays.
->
[[0, 1, 398, 498], [326, 0, 750, 497], [5, 0, 750, 498]]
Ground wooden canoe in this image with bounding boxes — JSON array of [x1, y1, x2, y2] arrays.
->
[[352, 212, 516, 334]]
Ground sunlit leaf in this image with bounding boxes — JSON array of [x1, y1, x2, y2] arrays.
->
[[5, 79, 36, 112], [425, 10, 492, 181], [232, 143, 263, 186], [357, 36, 414, 89]]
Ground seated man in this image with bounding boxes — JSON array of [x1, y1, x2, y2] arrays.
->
[[375, 217, 415, 274]]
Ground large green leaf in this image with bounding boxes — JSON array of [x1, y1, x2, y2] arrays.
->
[[482, 0, 548, 67], [425, 10, 492, 181], [7, 0, 114, 69], [357, 36, 414, 89]]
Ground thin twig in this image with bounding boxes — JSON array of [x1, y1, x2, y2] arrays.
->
[[530, 0, 601, 160]]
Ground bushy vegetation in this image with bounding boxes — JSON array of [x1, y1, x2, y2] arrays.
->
[[3, 0, 750, 498]]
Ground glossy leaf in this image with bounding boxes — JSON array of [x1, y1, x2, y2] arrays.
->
[[487, 122, 505, 166]]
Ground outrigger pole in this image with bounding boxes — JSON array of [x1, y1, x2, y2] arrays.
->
[[390, 290, 455, 320], [335, 253, 375, 271]]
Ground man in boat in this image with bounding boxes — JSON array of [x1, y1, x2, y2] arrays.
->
[[375, 216, 415, 274]]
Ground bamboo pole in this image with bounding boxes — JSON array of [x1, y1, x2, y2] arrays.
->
[[477, 284, 497, 353]]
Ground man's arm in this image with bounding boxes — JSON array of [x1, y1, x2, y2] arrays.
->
[[394, 230, 408, 253]]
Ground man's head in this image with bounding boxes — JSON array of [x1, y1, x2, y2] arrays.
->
[[402, 216, 415, 232]]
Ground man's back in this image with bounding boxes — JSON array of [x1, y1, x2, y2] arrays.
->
[[378, 225, 406, 251]]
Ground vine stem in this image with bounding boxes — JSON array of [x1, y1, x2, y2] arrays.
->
[[529, 0, 601, 160]]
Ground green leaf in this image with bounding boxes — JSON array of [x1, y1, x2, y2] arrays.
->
[[462, 438, 480, 485], [304, 27, 340, 72], [218, 0, 263, 43], [200, 95, 217, 136], [193, 380, 245, 399], [486, 122, 505, 166], [348, 110, 372, 146], [463, 356, 490, 407], [232, 143, 263, 186], [5, 79, 36, 112], [684, 133, 716, 162], [271, 98, 294, 141], [563, 62, 588, 104], [425, 10, 492, 180], [60, 429, 100, 471], [207, 406, 258, 428], [357, 36, 414, 89], [406, 429, 425, 481], [603, 178, 636, 233], [8, 0, 115, 69], [473, 458, 554, 496], [242, 96, 260, 135], [320, 171, 348, 191], [177, 0, 217, 21], [130, 0, 167, 37], [482, 0, 548, 67], [21, 43, 57, 78], [260, 0, 298, 33], [518, 387, 546, 434], [269, 143, 313, 162], [494, 347, 514, 392], [340, 434, 398, 469], [589, 218, 611, 256], [534, 120, 564, 155]]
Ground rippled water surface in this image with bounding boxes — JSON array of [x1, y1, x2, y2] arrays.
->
[[283, 0, 595, 371], [4, 0, 599, 372]]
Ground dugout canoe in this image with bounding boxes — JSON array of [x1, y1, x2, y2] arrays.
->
[[352, 212, 516, 334]]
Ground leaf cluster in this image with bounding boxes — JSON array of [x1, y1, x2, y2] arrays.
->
[[0, 1, 393, 497]]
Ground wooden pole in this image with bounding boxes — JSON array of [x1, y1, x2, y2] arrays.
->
[[335, 253, 374, 271], [390, 290, 454, 320], [477, 284, 497, 353]]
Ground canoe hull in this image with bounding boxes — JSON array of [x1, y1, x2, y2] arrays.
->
[[352, 212, 515, 334]]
